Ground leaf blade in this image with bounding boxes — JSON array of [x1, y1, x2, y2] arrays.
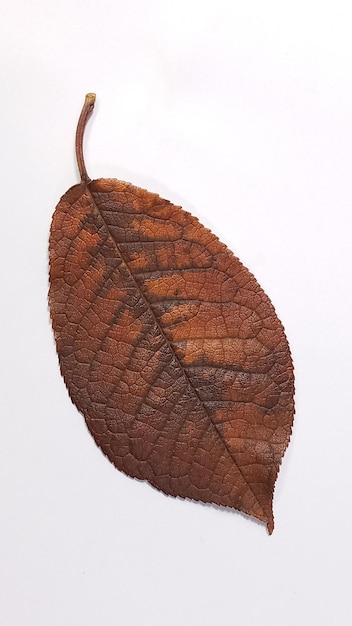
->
[[49, 178, 294, 533]]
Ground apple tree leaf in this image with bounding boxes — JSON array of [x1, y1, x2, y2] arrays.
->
[[49, 94, 295, 533]]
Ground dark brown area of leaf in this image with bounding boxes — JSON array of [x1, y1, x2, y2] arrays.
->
[[49, 175, 294, 533]]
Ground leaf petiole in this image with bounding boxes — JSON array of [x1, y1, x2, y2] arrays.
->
[[75, 93, 96, 183]]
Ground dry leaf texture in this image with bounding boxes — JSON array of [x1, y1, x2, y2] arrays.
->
[[49, 176, 294, 533]]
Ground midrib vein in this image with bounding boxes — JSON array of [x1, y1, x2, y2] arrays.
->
[[86, 183, 266, 516]]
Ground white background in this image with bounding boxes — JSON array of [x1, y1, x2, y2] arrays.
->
[[1, 1, 352, 624]]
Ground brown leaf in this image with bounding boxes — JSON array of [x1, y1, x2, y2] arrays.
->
[[49, 94, 294, 533]]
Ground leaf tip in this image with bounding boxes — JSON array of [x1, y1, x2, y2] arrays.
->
[[267, 518, 274, 535], [265, 507, 275, 535]]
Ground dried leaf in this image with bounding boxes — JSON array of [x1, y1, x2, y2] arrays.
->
[[49, 94, 294, 533]]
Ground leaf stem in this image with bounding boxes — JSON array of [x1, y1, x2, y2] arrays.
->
[[75, 93, 96, 182]]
